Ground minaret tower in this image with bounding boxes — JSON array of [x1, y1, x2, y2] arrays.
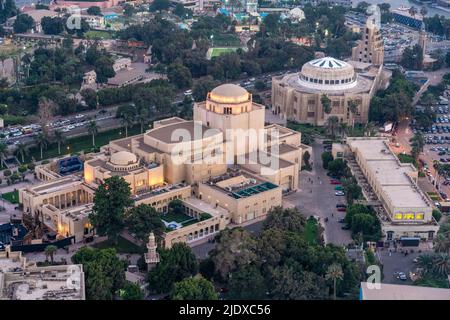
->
[[419, 23, 427, 59], [145, 232, 160, 270]]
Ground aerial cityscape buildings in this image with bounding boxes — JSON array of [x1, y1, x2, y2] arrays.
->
[[0, 0, 450, 304]]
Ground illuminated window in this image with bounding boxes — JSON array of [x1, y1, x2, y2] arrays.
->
[[415, 213, 424, 220], [403, 213, 415, 220], [394, 213, 402, 220]]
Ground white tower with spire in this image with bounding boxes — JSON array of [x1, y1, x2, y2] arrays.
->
[[145, 232, 160, 270]]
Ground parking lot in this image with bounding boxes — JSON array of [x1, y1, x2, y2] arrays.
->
[[418, 103, 450, 194]]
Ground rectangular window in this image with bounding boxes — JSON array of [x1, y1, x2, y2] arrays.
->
[[415, 213, 424, 220], [394, 213, 402, 220], [403, 213, 415, 220]]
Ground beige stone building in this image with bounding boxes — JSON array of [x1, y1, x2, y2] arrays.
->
[[351, 15, 384, 66], [19, 84, 303, 248], [339, 137, 439, 242], [271, 56, 390, 126], [0, 247, 85, 300]]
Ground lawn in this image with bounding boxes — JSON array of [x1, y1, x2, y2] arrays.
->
[[304, 217, 319, 245], [427, 192, 441, 201], [162, 212, 196, 225], [397, 153, 416, 166], [93, 235, 145, 254], [210, 47, 238, 58], [84, 30, 113, 40], [2, 190, 19, 204], [287, 121, 325, 136], [26, 124, 142, 162], [211, 33, 241, 47]]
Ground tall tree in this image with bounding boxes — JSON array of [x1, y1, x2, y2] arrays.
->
[[325, 263, 344, 300], [90, 176, 133, 244], [15, 143, 28, 163], [125, 204, 164, 242], [72, 247, 126, 300], [53, 130, 65, 155], [148, 242, 198, 293], [120, 111, 134, 138], [44, 245, 58, 264], [347, 99, 359, 130], [228, 265, 267, 299], [0, 142, 7, 168], [325, 116, 339, 139], [209, 228, 258, 280], [171, 277, 218, 300], [87, 120, 99, 147], [321, 94, 332, 114], [35, 133, 48, 159]]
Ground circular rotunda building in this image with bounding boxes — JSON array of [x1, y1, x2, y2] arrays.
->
[[271, 56, 386, 126]]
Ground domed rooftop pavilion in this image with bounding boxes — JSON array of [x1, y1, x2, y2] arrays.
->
[[208, 84, 251, 104], [298, 57, 357, 91], [106, 151, 140, 172]]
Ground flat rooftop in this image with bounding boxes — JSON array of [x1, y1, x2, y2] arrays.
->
[[348, 138, 430, 209], [1, 265, 85, 300], [145, 121, 221, 144], [183, 197, 229, 217], [27, 177, 83, 195], [360, 282, 450, 300], [132, 183, 190, 202], [205, 169, 279, 199]]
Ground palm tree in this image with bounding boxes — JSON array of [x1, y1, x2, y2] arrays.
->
[[53, 130, 65, 155], [325, 263, 344, 300], [409, 6, 418, 19], [121, 112, 134, 138], [420, 6, 428, 17], [35, 133, 48, 160], [410, 132, 425, 163], [15, 143, 28, 163], [417, 254, 435, 275], [347, 99, 359, 130], [321, 94, 332, 114], [0, 142, 7, 168], [44, 245, 58, 264], [363, 122, 377, 137], [325, 116, 339, 139], [137, 108, 149, 134], [434, 234, 450, 254], [432, 253, 450, 277], [87, 121, 99, 147]]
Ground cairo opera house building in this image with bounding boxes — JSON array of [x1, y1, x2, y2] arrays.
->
[[271, 56, 391, 126], [19, 84, 305, 249]]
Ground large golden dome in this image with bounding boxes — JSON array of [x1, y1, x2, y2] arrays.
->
[[209, 84, 250, 104]]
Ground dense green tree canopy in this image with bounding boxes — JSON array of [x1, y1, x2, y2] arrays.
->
[[72, 247, 126, 300], [13, 14, 34, 33], [171, 277, 218, 300], [90, 176, 133, 243], [125, 204, 165, 241], [148, 243, 198, 293]]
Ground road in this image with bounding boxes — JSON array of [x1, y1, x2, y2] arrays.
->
[[284, 139, 353, 246]]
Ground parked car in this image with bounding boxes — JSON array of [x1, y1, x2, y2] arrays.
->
[[335, 191, 345, 196], [338, 218, 345, 223], [341, 225, 351, 230], [330, 179, 341, 185]]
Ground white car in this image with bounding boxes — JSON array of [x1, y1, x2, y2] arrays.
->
[[184, 90, 192, 96], [75, 114, 85, 119], [67, 125, 75, 130]]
